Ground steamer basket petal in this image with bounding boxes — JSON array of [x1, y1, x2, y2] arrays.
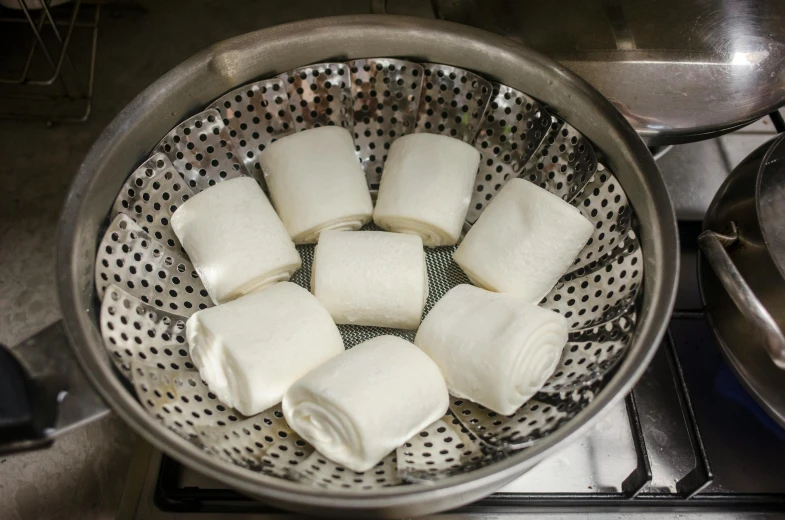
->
[[96, 58, 644, 493]]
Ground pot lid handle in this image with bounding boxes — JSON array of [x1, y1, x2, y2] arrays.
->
[[699, 225, 785, 370]]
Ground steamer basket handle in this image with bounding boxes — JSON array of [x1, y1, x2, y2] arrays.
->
[[699, 224, 785, 370], [0, 321, 108, 454]]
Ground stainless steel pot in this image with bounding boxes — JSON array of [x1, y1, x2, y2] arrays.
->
[[699, 133, 785, 428], [0, 15, 678, 517]]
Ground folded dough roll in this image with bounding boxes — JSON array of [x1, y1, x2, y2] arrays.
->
[[373, 133, 480, 247], [311, 230, 428, 330], [415, 284, 568, 415], [453, 178, 594, 303], [186, 282, 344, 417], [171, 176, 301, 305], [259, 127, 373, 244], [283, 335, 449, 472]]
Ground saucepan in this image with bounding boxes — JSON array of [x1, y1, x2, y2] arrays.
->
[[699, 133, 785, 428], [0, 15, 677, 517]]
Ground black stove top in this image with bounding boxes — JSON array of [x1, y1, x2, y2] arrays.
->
[[147, 222, 785, 515]]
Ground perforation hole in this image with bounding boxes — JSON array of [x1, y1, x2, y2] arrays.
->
[[416, 64, 492, 143], [95, 215, 212, 315], [156, 108, 248, 193]]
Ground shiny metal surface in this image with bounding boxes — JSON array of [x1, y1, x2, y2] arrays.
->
[[349, 58, 424, 189], [414, 63, 491, 142], [97, 55, 646, 485], [94, 214, 210, 315], [543, 311, 635, 394], [110, 153, 194, 252], [700, 226, 785, 368], [655, 140, 731, 220], [55, 16, 677, 516], [122, 401, 641, 518], [649, 145, 673, 161], [631, 343, 697, 494], [122, 400, 640, 514], [543, 234, 641, 329], [431, 0, 785, 146], [397, 418, 482, 482], [100, 285, 192, 377], [567, 165, 633, 270], [121, 309, 785, 517], [208, 78, 295, 180], [757, 141, 785, 272], [110, 181, 640, 486], [279, 63, 353, 133], [156, 108, 250, 193], [465, 84, 549, 223], [700, 133, 785, 427], [519, 116, 597, 203], [653, 116, 783, 222], [498, 399, 636, 493]]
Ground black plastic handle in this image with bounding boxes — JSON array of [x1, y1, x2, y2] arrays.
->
[[0, 322, 108, 454], [0, 342, 54, 452]]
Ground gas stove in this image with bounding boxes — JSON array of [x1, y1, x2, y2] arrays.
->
[[117, 129, 785, 518], [109, 4, 785, 512]]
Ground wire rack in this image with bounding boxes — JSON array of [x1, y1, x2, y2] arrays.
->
[[0, 0, 99, 123]]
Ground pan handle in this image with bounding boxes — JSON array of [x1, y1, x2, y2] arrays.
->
[[0, 321, 109, 454], [698, 224, 785, 369]]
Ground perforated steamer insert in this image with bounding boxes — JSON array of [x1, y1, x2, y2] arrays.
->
[[95, 59, 643, 491]]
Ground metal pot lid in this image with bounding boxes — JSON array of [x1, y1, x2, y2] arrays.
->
[[757, 135, 785, 277]]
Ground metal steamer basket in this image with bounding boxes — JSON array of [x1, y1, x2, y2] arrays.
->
[[19, 16, 676, 518]]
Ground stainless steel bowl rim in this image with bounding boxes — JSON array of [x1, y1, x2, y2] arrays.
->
[[56, 15, 678, 514]]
